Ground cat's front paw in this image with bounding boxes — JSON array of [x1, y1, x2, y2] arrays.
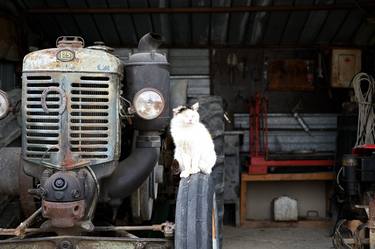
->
[[201, 168, 212, 175], [190, 168, 200, 174], [180, 170, 191, 178]]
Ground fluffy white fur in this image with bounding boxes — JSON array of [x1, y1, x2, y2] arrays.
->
[[170, 103, 217, 178]]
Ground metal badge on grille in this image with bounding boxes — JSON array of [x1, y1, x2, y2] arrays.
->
[[57, 49, 75, 62]]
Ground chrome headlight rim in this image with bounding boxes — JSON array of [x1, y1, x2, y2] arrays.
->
[[133, 88, 165, 120], [0, 90, 10, 119]]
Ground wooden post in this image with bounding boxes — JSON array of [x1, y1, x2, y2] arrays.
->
[[240, 174, 247, 225]]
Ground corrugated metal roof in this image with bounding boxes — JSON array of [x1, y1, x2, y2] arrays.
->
[[12, 0, 375, 48]]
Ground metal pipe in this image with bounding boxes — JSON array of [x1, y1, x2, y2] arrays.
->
[[94, 224, 164, 232], [0, 224, 164, 236], [0, 228, 42, 236], [14, 207, 42, 237], [0, 222, 174, 237], [106, 134, 161, 200], [0, 224, 163, 236], [107, 147, 159, 199], [94, 222, 174, 238], [138, 33, 162, 52], [26, 3, 375, 14]]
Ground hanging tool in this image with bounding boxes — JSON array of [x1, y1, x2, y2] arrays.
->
[[292, 100, 312, 136]]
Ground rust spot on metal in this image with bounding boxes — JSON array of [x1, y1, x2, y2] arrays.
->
[[42, 200, 85, 228], [62, 150, 75, 170]]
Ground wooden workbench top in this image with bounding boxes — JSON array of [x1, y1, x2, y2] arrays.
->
[[241, 172, 336, 182]]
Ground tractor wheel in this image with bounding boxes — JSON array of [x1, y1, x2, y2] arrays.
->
[[195, 96, 225, 247], [175, 173, 220, 249]]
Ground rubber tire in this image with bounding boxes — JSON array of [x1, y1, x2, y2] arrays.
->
[[194, 96, 224, 156], [192, 96, 225, 247], [175, 173, 220, 249]]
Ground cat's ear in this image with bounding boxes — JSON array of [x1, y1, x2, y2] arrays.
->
[[191, 102, 199, 111], [173, 106, 183, 116]]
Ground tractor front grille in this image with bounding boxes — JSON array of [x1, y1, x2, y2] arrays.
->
[[22, 73, 119, 168]]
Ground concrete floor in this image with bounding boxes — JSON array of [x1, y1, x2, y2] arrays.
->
[[223, 226, 332, 249]]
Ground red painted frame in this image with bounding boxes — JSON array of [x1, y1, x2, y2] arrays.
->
[[352, 144, 375, 155], [248, 93, 335, 175]]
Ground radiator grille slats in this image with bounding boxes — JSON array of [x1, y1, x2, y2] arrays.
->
[[26, 108, 60, 112], [26, 129, 59, 134], [70, 133, 108, 137], [25, 76, 60, 159], [23, 73, 117, 165], [69, 77, 110, 160], [26, 135, 59, 140]]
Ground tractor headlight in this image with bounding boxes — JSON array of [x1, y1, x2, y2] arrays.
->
[[0, 90, 10, 119], [133, 88, 165, 120]]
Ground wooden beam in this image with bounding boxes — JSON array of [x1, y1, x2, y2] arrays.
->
[[27, 3, 375, 14], [241, 172, 336, 181]]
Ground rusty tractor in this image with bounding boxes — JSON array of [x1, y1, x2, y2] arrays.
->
[[0, 33, 223, 249]]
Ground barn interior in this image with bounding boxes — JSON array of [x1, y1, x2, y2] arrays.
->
[[0, 1, 374, 248]]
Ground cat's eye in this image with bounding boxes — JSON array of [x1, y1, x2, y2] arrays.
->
[[133, 88, 165, 120]]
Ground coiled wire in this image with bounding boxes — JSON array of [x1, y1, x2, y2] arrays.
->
[[353, 73, 375, 146], [332, 219, 353, 249]]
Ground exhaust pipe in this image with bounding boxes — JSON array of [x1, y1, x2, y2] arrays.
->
[[106, 33, 166, 200], [107, 134, 160, 199], [138, 33, 163, 52]]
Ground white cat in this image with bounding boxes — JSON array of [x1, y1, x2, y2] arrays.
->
[[170, 102, 217, 178]]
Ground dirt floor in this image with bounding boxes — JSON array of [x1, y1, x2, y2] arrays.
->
[[223, 226, 332, 249]]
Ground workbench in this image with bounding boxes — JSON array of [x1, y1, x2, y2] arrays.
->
[[240, 172, 336, 226]]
